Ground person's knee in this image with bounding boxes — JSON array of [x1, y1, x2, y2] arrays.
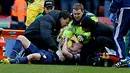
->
[[17, 35, 30, 49], [28, 53, 41, 61], [17, 35, 26, 41]]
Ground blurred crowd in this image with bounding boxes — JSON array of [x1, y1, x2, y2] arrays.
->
[[0, 0, 111, 17]]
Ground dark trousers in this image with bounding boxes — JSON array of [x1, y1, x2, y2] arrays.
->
[[113, 8, 130, 58], [79, 38, 96, 65], [10, 16, 26, 30], [79, 36, 115, 65]]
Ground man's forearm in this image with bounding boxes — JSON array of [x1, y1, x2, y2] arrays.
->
[[62, 39, 73, 59]]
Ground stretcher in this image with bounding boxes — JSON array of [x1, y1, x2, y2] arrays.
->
[[1, 29, 25, 39]]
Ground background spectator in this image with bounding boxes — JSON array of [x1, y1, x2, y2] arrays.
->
[[82, 0, 100, 16], [55, 0, 60, 10], [10, 0, 27, 30], [60, 0, 78, 13], [104, 0, 111, 17], [25, 0, 45, 27], [35, 0, 55, 19]]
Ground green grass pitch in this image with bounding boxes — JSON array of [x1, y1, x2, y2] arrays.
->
[[0, 64, 130, 73]]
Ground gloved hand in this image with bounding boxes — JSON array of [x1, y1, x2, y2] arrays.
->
[[77, 35, 84, 42], [109, 13, 117, 23]]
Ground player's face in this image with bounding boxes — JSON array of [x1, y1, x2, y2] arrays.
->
[[73, 9, 84, 21], [69, 43, 82, 54], [60, 17, 70, 27]]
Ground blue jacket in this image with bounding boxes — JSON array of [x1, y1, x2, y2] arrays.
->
[[109, 0, 130, 13]]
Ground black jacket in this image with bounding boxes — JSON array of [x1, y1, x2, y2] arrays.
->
[[24, 10, 61, 51], [80, 16, 113, 39], [94, 22, 114, 39]]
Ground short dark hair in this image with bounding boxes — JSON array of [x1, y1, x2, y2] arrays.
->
[[80, 17, 96, 32], [72, 3, 84, 12], [59, 10, 72, 21]]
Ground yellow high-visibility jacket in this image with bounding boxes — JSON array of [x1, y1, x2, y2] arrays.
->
[[62, 11, 98, 44], [25, 0, 45, 27], [62, 21, 91, 44]]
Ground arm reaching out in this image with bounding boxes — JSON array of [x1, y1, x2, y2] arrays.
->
[[62, 36, 73, 60]]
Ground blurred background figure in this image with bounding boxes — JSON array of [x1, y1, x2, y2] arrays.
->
[[54, 0, 60, 10], [82, 0, 100, 16], [25, 0, 44, 27], [10, 0, 27, 30], [60, 0, 78, 13], [35, 0, 55, 19], [104, 0, 111, 17]]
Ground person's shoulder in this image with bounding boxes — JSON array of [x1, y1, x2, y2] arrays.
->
[[49, 10, 61, 16], [38, 14, 50, 19], [37, 14, 55, 24], [85, 10, 95, 16], [50, 10, 61, 13]]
